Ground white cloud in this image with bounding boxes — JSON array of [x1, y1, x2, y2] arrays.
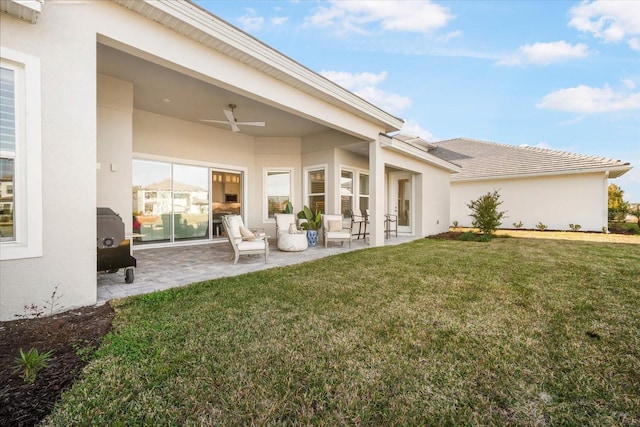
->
[[271, 16, 289, 26], [437, 30, 463, 42], [320, 70, 387, 89], [537, 84, 640, 113], [498, 41, 590, 66], [320, 70, 411, 114], [356, 86, 412, 113], [569, 0, 640, 50], [238, 9, 264, 32], [306, 1, 454, 35], [621, 78, 636, 90], [400, 119, 437, 141], [558, 116, 586, 126]]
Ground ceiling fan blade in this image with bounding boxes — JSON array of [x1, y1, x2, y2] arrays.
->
[[222, 109, 240, 132], [236, 121, 266, 127], [199, 119, 229, 124]]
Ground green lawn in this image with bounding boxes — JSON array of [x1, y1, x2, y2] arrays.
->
[[47, 238, 640, 426]]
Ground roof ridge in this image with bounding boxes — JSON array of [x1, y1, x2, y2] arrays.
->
[[517, 144, 628, 165]]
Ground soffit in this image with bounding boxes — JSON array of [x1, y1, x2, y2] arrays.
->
[[110, 0, 404, 132]]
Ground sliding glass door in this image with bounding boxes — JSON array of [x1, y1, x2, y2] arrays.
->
[[173, 164, 209, 242], [132, 159, 243, 246]]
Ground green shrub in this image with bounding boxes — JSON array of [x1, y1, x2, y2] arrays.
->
[[458, 231, 476, 241], [608, 222, 640, 235], [536, 222, 548, 231], [512, 221, 523, 229], [13, 348, 54, 384], [569, 224, 582, 232], [466, 191, 506, 240]]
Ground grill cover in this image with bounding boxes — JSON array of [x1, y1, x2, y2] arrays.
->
[[97, 207, 125, 249]]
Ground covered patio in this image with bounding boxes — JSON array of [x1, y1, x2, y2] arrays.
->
[[98, 234, 419, 303]]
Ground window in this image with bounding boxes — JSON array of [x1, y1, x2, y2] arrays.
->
[[0, 48, 42, 260], [359, 173, 369, 212], [265, 170, 292, 220], [0, 66, 16, 241], [307, 168, 325, 213], [340, 169, 354, 217]]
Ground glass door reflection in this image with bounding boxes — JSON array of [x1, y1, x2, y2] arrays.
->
[[211, 171, 242, 239]]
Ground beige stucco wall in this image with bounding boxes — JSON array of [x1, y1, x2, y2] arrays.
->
[[450, 172, 608, 232], [381, 149, 452, 237], [0, 4, 98, 320], [97, 74, 133, 232]]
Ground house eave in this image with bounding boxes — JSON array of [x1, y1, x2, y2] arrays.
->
[[110, 0, 404, 132], [451, 164, 632, 182], [379, 134, 461, 172], [0, 0, 43, 24]]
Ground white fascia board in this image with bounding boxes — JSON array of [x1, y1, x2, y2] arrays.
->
[[452, 164, 633, 182], [110, 0, 404, 132], [0, 0, 43, 23], [379, 134, 461, 172]]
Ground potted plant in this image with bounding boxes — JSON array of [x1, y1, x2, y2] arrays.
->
[[297, 205, 322, 246]]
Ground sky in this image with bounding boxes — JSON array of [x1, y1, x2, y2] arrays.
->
[[194, 0, 640, 202]]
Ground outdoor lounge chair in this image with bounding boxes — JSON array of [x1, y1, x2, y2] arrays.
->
[[322, 214, 352, 248], [274, 213, 308, 251], [222, 215, 269, 264]]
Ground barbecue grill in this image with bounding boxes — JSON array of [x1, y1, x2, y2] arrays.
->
[[97, 207, 136, 283]]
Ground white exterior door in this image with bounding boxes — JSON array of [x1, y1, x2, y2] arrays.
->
[[389, 172, 413, 234]]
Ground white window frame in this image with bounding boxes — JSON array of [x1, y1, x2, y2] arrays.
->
[[339, 165, 370, 217], [339, 167, 355, 216], [358, 172, 370, 213], [303, 164, 327, 213], [0, 48, 42, 260], [263, 167, 293, 222]]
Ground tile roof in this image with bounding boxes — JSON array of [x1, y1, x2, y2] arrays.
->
[[430, 138, 632, 180]]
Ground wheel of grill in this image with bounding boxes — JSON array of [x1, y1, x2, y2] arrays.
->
[[125, 267, 134, 284]]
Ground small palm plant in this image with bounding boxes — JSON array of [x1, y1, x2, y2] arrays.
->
[[13, 348, 54, 384]]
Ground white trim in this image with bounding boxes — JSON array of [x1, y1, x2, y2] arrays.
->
[[263, 167, 294, 223], [0, 48, 42, 260], [451, 165, 632, 182], [0, 0, 43, 24]]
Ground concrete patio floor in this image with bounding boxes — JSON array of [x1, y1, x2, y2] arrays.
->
[[98, 234, 419, 304]]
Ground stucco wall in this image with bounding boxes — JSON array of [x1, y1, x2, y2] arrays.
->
[[450, 173, 608, 232], [381, 149, 452, 237], [97, 74, 133, 233], [0, 5, 98, 320]]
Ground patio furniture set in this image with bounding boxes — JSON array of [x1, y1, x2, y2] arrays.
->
[[221, 211, 398, 265]]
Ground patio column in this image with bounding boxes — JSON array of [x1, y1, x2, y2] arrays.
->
[[369, 136, 386, 247]]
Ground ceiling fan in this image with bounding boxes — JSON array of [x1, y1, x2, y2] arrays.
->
[[199, 104, 265, 133]]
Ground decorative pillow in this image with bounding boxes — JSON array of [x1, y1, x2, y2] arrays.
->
[[328, 220, 342, 232], [288, 223, 298, 234], [239, 226, 255, 241]]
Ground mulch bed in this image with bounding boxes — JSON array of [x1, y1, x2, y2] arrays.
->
[[0, 303, 115, 427]]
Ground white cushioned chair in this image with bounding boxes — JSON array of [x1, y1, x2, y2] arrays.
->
[[322, 214, 352, 248], [274, 213, 308, 251], [222, 215, 269, 264]]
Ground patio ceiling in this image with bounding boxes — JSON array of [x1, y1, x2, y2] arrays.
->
[[97, 43, 334, 139]]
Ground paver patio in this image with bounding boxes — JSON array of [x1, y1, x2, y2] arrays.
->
[[98, 235, 417, 303]]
